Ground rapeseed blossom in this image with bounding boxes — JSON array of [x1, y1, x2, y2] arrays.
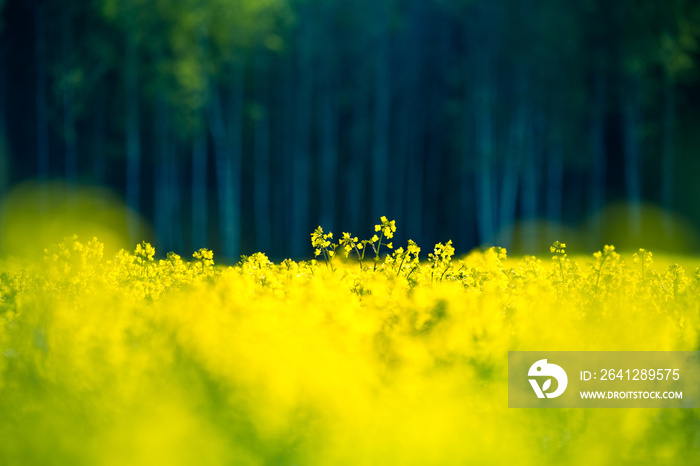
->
[[0, 222, 698, 465]]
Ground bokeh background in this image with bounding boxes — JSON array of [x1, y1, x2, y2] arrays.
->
[[1, 0, 700, 259]]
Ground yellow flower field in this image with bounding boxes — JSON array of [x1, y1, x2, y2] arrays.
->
[[0, 219, 699, 465]]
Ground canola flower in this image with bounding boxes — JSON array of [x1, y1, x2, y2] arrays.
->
[[0, 219, 699, 465]]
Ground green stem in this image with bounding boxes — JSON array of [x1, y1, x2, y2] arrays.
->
[[558, 258, 564, 282], [439, 265, 452, 282], [373, 232, 384, 271], [406, 265, 418, 280], [595, 254, 609, 291], [354, 245, 364, 270], [655, 272, 666, 292], [396, 252, 407, 277]]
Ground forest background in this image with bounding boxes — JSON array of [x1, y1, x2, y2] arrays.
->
[[1, 0, 699, 260]]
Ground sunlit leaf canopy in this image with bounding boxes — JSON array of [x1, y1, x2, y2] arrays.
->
[[98, 0, 289, 128]]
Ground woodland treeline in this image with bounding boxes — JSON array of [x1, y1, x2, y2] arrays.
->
[[0, 0, 699, 259]]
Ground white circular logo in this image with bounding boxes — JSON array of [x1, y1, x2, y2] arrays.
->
[[528, 359, 568, 398]]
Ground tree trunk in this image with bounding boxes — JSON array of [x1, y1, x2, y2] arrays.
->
[[406, 103, 424, 247], [460, 67, 476, 250], [391, 96, 407, 235], [191, 110, 208, 250], [423, 123, 442, 247], [546, 128, 563, 241], [394, 14, 421, 241], [371, 1, 391, 221], [590, 71, 606, 239], [208, 66, 242, 261], [474, 49, 496, 246], [318, 61, 338, 233], [290, 13, 314, 258], [621, 73, 642, 236], [168, 141, 184, 254], [254, 50, 272, 253], [345, 70, 367, 232], [0, 44, 6, 249], [125, 31, 141, 244], [154, 96, 169, 252], [422, 14, 447, 247], [226, 68, 242, 259], [0, 44, 8, 199], [661, 68, 675, 236], [521, 106, 543, 253], [280, 55, 295, 255], [390, 73, 407, 234], [62, 12, 77, 185], [92, 90, 107, 182], [499, 75, 527, 250], [35, 3, 49, 186]]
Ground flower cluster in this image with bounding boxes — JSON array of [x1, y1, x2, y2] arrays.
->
[[311, 226, 337, 269], [427, 240, 455, 282]]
